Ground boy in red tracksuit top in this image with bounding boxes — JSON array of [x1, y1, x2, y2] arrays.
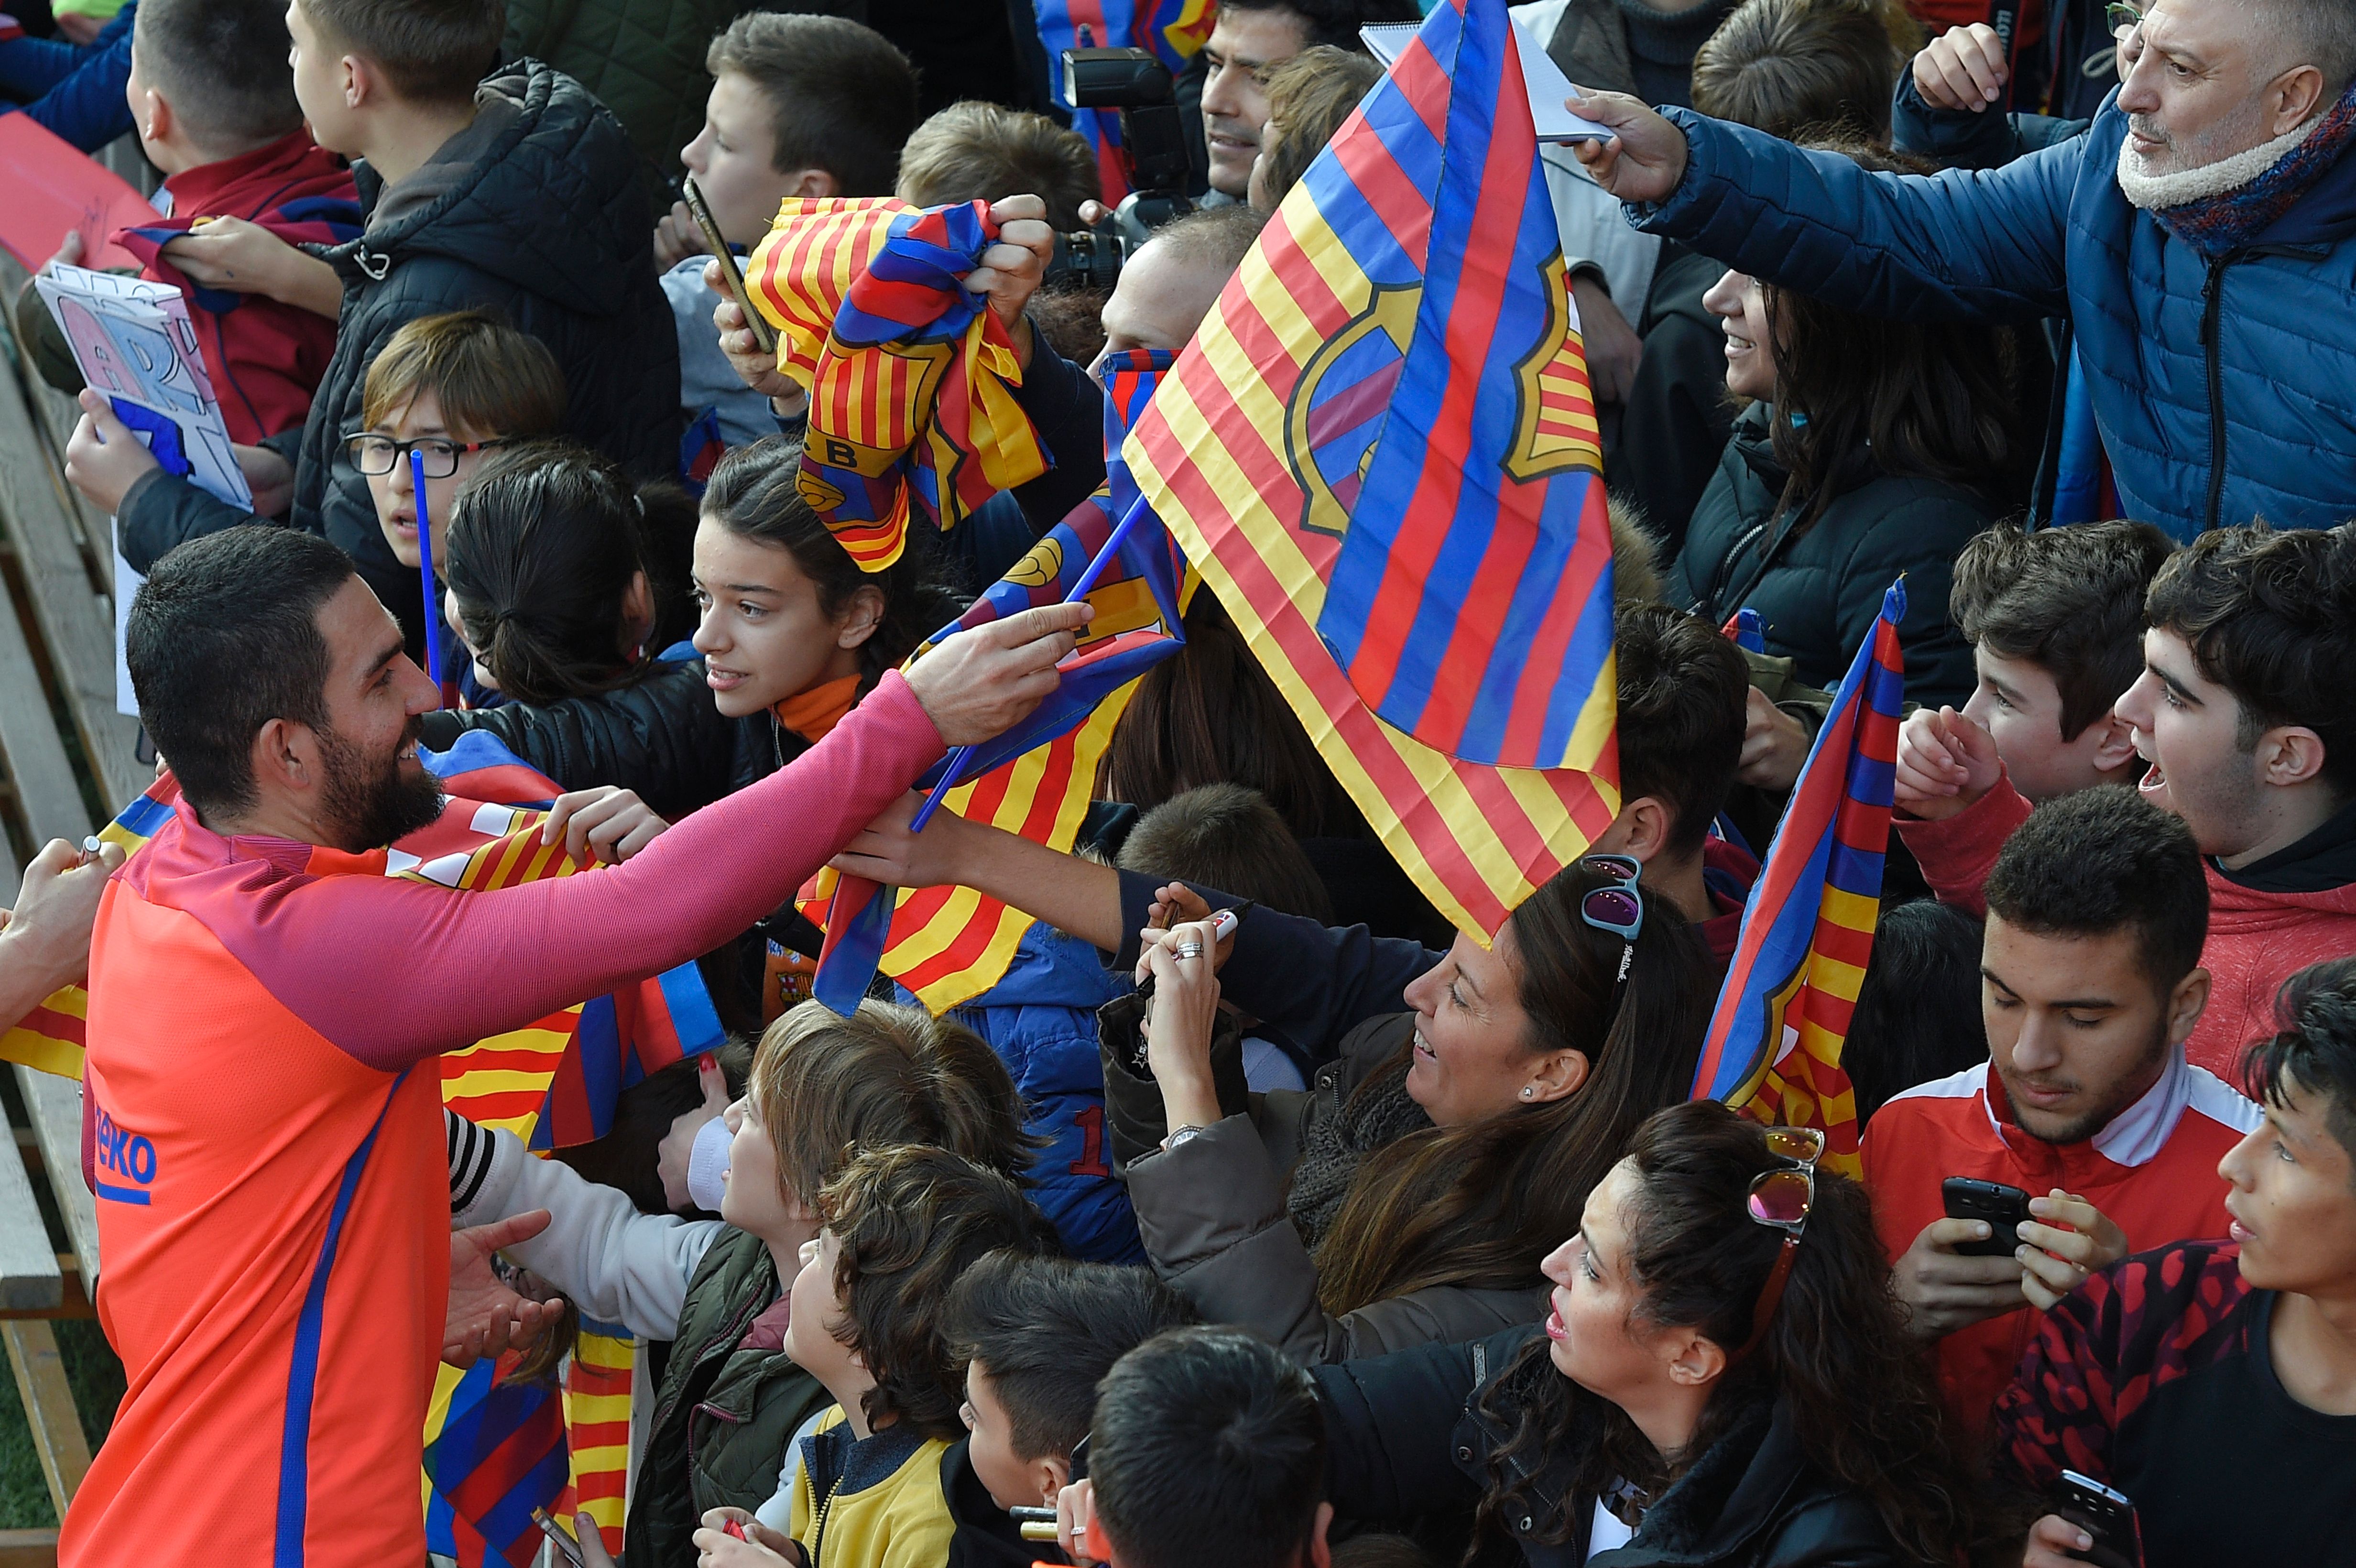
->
[[63, 527, 1081, 1568], [109, 0, 357, 443], [1865, 788, 2258, 1433], [1898, 524, 2356, 1080]]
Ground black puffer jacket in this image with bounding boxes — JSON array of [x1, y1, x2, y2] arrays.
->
[[1317, 1326, 1915, 1567], [1669, 405, 1991, 708], [418, 657, 736, 821], [117, 60, 681, 656]]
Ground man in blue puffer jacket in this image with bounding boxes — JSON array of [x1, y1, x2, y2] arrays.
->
[[1567, 0, 2356, 540]]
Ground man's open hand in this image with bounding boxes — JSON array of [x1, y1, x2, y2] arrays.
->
[[444, 1209, 565, 1366]]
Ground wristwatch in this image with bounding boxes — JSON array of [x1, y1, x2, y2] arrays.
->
[[1160, 1124, 1207, 1154]]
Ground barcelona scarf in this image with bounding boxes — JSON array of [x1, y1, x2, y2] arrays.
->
[[744, 198, 1052, 570], [1689, 579, 1908, 1179], [2, 734, 724, 1148], [1030, 0, 1214, 200], [1124, 0, 1618, 943], [797, 349, 1189, 1014]]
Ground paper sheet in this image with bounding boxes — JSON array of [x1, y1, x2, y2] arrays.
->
[[1361, 18, 1614, 142]]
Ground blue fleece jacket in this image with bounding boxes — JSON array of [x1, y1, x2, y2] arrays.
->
[[1630, 93, 2356, 538]]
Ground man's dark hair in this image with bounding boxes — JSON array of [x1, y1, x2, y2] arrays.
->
[[2143, 521, 2356, 797], [135, 0, 305, 148], [944, 1254, 1196, 1465], [128, 526, 357, 818], [2246, 956, 2356, 1173], [1117, 784, 1333, 922], [1614, 603, 1748, 858], [707, 13, 916, 196], [1951, 519, 2176, 742], [1983, 787, 2209, 998], [1846, 900, 1987, 1124], [1690, 0, 1901, 141], [1090, 1326, 1326, 1568], [1217, 0, 1418, 53], [299, 0, 502, 106]]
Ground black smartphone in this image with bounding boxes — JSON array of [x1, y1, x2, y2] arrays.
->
[[2050, 1470, 2141, 1568], [680, 174, 778, 356], [1942, 1176, 2031, 1257]]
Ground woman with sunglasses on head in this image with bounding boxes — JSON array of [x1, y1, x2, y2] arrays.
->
[[1106, 858, 1714, 1364], [1310, 1100, 1980, 1567]]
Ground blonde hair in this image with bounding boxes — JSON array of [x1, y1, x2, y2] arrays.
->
[[896, 100, 1102, 230]]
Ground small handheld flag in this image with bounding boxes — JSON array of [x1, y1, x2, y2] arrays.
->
[[411, 448, 445, 697], [1689, 578, 1909, 1178]]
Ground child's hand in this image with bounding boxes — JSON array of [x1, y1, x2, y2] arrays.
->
[[64, 389, 160, 513], [54, 11, 105, 44], [234, 442, 295, 517], [1893, 706, 2003, 822], [162, 218, 342, 316], [654, 200, 707, 271], [693, 1508, 802, 1568], [707, 268, 799, 402], [574, 1512, 618, 1568], [1737, 687, 1811, 792], [541, 787, 670, 865], [39, 229, 84, 276]]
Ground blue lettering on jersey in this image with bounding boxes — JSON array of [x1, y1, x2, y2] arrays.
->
[[93, 1103, 157, 1205]]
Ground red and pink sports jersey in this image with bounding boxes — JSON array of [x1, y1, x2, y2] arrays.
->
[[63, 675, 942, 1568]]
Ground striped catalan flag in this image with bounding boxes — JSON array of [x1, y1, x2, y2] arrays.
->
[[1123, 0, 1619, 944], [559, 1319, 636, 1557], [744, 198, 1051, 570], [1688, 579, 1908, 1179], [1029, 0, 1214, 200], [3, 740, 721, 1147], [796, 349, 1190, 1014]]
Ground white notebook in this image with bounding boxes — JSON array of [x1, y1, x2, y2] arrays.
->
[[1361, 17, 1614, 142]]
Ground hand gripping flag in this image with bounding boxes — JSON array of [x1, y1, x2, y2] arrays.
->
[[1688, 579, 1909, 1179], [1123, 0, 1619, 943], [1031, 0, 1214, 201], [797, 348, 1189, 1014], [6, 734, 723, 1147], [745, 198, 1052, 570]]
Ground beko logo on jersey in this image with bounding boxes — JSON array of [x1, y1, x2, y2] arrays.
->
[[93, 1106, 157, 1206]]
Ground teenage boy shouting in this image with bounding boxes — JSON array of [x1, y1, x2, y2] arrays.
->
[[1864, 788, 2260, 1433], [1895, 523, 2356, 1076]]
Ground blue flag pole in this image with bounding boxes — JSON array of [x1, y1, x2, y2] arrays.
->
[[409, 448, 445, 697]]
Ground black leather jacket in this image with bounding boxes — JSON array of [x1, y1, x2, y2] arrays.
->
[[419, 657, 735, 822], [1316, 1327, 1915, 1567]]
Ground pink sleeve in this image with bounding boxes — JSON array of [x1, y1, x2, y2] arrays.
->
[[1892, 774, 2033, 921], [235, 673, 944, 1070]]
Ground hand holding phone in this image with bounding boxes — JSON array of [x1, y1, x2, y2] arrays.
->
[[1943, 1177, 2031, 1258], [682, 176, 777, 356], [2046, 1471, 2141, 1568]]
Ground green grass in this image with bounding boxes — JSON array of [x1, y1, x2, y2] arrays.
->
[[0, 1318, 124, 1529]]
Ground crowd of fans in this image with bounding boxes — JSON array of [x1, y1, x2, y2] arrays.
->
[[4, 0, 2355, 1562]]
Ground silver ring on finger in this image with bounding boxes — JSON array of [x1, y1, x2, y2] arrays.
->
[[1173, 941, 1204, 960]]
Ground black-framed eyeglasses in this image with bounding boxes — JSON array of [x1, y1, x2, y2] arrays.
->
[[342, 432, 510, 478]]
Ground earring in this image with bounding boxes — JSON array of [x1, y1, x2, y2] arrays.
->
[[1520, 1086, 1534, 1100]]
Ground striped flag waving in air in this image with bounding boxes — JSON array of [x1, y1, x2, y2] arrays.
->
[[797, 349, 1190, 1014], [1123, 0, 1619, 943], [1689, 579, 1909, 1177]]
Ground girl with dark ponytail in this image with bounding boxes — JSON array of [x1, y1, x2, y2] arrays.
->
[[418, 442, 739, 821], [1313, 1100, 1980, 1567]]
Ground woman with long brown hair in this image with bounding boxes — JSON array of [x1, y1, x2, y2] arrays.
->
[[1669, 140, 2017, 709], [1313, 1100, 1979, 1566], [1108, 859, 1713, 1362]]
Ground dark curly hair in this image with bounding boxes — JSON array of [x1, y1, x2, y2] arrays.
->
[[1469, 1101, 1976, 1566], [2245, 956, 2356, 1170], [2143, 520, 2356, 796], [817, 1145, 1058, 1440], [700, 438, 964, 691], [1950, 518, 2176, 742], [1983, 785, 2207, 1000]]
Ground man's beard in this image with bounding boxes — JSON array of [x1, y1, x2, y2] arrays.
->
[[1999, 1023, 2171, 1147], [316, 717, 445, 851]]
